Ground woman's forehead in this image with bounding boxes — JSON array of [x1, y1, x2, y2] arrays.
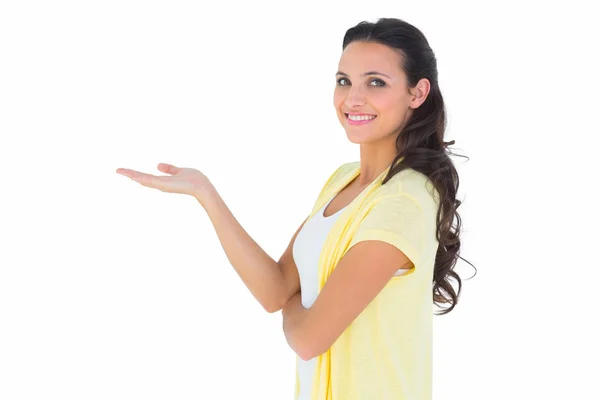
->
[[338, 42, 403, 74]]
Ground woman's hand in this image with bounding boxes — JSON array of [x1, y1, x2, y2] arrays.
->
[[116, 163, 215, 201]]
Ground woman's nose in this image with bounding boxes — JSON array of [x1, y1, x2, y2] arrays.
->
[[344, 88, 366, 107]]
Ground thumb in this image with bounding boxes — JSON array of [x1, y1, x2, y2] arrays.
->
[[157, 163, 180, 175]]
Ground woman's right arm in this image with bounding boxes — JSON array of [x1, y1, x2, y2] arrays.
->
[[198, 189, 304, 313]]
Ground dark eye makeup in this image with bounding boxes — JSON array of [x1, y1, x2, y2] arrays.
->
[[336, 78, 386, 87]]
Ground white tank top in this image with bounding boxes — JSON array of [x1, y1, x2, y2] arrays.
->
[[292, 196, 410, 400]]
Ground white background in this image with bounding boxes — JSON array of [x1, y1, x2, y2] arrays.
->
[[1, 1, 598, 399]]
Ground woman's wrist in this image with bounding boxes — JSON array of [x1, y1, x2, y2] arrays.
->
[[194, 182, 218, 208]]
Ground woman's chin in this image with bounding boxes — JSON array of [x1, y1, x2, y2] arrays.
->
[[345, 132, 376, 144], [346, 137, 364, 144]]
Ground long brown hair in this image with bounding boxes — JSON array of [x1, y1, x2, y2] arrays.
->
[[343, 18, 476, 315]]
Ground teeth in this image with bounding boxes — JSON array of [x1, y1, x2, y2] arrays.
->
[[348, 114, 376, 121]]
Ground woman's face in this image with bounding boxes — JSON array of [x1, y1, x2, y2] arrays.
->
[[333, 41, 416, 145]]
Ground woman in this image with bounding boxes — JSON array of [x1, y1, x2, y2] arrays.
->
[[117, 17, 472, 400]]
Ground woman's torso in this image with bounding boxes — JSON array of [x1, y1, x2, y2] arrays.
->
[[292, 194, 411, 400]]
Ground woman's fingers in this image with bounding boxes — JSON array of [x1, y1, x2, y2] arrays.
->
[[117, 168, 158, 188], [116, 168, 142, 180], [135, 172, 159, 189], [157, 163, 180, 175], [117, 164, 201, 196], [116, 168, 134, 178]]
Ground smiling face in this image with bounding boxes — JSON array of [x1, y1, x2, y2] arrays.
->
[[333, 41, 415, 145]]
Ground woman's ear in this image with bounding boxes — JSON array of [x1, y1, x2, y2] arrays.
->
[[410, 78, 431, 109]]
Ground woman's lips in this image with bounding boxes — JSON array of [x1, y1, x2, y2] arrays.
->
[[345, 113, 377, 126]]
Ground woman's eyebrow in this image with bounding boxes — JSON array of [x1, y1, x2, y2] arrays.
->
[[335, 70, 391, 79]]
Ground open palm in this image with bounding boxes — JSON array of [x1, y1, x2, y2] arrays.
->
[[116, 163, 213, 198]]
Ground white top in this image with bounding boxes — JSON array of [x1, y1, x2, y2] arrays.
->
[[292, 196, 410, 400]]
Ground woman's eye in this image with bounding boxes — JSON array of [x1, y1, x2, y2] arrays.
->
[[336, 78, 385, 87], [370, 79, 385, 87]]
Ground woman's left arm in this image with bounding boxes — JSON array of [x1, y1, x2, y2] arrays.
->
[[281, 291, 308, 352], [281, 240, 412, 361]]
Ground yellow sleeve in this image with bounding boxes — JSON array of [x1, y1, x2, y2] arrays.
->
[[348, 194, 424, 268]]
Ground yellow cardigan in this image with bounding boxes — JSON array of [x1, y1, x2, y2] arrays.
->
[[294, 160, 440, 400]]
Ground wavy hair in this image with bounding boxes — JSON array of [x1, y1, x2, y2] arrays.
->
[[342, 18, 476, 315]]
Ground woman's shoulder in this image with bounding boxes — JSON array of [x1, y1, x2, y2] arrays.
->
[[321, 161, 360, 188], [327, 161, 438, 208], [336, 160, 361, 176], [377, 167, 439, 211]]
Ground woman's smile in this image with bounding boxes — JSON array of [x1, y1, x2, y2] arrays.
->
[[345, 113, 378, 126]]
